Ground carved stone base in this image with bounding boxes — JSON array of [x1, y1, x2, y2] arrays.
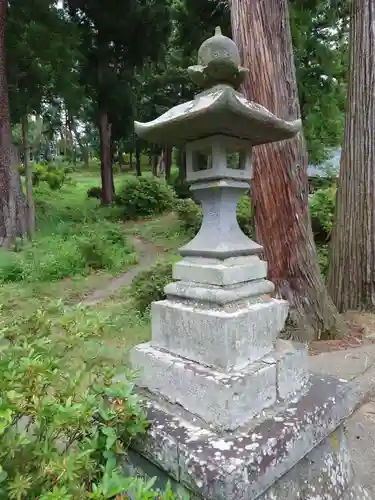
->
[[123, 374, 369, 500], [131, 339, 308, 431]]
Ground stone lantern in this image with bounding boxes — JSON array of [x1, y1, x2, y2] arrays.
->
[[126, 27, 369, 500]]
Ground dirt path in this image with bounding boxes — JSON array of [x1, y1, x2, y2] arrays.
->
[[81, 236, 163, 306]]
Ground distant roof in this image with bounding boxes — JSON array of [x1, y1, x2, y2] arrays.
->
[[308, 149, 341, 178]]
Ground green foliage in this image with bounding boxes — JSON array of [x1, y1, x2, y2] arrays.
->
[[0, 252, 24, 284], [87, 186, 102, 199], [317, 244, 329, 279], [0, 177, 137, 284], [309, 186, 336, 242], [19, 162, 70, 190], [173, 0, 348, 163], [0, 222, 137, 284], [116, 178, 176, 219], [175, 198, 202, 235], [236, 195, 254, 238], [6, 0, 81, 123], [168, 170, 191, 200], [0, 307, 177, 499], [131, 262, 173, 314]]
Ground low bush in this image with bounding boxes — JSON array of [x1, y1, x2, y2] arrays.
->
[[131, 261, 173, 314], [175, 198, 202, 235], [0, 223, 137, 284], [116, 177, 176, 219], [0, 251, 23, 283], [19, 162, 69, 190], [168, 171, 191, 200], [0, 307, 176, 499], [87, 186, 102, 199]]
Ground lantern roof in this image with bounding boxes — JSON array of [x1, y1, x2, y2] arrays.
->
[[134, 27, 301, 146]]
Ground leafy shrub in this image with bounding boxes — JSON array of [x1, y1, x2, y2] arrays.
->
[[116, 177, 176, 219], [168, 171, 191, 200], [0, 308, 176, 499], [0, 223, 137, 283], [87, 186, 102, 199], [23, 162, 69, 190], [309, 186, 336, 242], [0, 251, 23, 283], [176, 195, 254, 238], [237, 195, 254, 238], [131, 261, 173, 313], [175, 198, 202, 235]]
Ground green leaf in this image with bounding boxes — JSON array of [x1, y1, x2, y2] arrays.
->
[[102, 426, 117, 451]]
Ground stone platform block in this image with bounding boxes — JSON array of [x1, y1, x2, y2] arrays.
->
[[131, 343, 277, 430], [274, 339, 309, 400], [165, 279, 275, 306], [173, 255, 267, 286], [151, 298, 288, 370], [126, 374, 368, 500]]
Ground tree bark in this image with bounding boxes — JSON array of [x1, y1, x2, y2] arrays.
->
[[98, 109, 113, 205], [70, 115, 89, 167], [152, 152, 158, 177], [231, 0, 343, 340], [164, 146, 172, 182], [0, 0, 27, 247], [22, 114, 35, 239], [328, 0, 375, 312], [135, 140, 142, 177], [178, 148, 187, 183]]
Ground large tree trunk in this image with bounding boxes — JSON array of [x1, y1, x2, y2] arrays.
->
[[328, 0, 375, 311], [22, 114, 35, 238], [0, 0, 27, 247], [231, 0, 343, 340], [98, 109, 113, 205]]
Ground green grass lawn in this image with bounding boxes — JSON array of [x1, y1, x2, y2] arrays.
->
[[0, 170, 188, 369]]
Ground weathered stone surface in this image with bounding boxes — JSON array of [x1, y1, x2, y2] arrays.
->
[[134, 85, 302, 147], [173, 256, 267, 286], [131, 343, 277, 430], [165, 280, 275, 306], [274, 339, 309, 400], [125, 426, 371, 499], [180, 180, 263, 260], [186, 136, 252, 184], [127, 375, 364, 500], [151, 298, 288, 370]]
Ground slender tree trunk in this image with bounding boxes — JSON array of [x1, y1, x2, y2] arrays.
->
[[22, 114, 34, 238], [98, 109, 113, 205], [178, 148, 187, 182], [70, 115, 89, 167], [0, 0, 27, 247], [135, 141, 142, 177], [152, 152, 158, 177], [231, 0, 343, 340], [164, 146, 172, 182], [118, 148, 125, 171], [328, 0, 375, 312]]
